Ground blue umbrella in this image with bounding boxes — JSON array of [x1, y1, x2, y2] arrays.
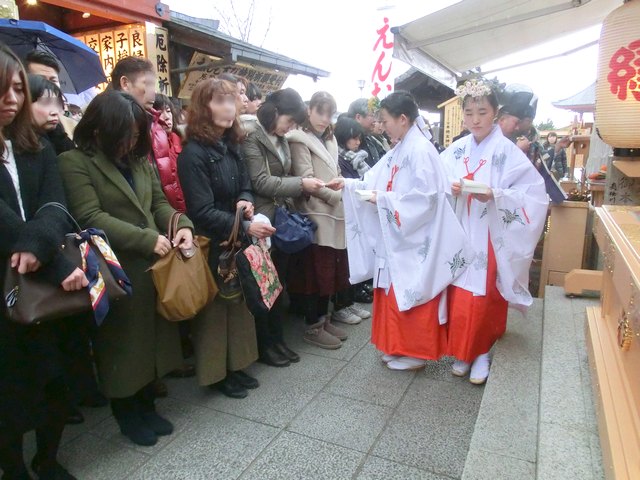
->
[[0, 18, 106, 94]]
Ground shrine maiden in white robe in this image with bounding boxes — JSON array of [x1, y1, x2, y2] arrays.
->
[[342, 124, 469, 323], [440, 125, 547, 309]]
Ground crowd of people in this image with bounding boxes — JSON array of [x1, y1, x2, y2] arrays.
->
[[0, 42, 549, 479]]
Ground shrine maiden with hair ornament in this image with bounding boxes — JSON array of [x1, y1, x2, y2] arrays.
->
[[326, 91, 469, 371], [440, 78, 547, 384]]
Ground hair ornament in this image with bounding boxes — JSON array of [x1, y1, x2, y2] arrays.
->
[[455, 79, 493, 99]]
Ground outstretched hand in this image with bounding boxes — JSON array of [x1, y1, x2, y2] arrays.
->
[[325, 178, 345, 191]]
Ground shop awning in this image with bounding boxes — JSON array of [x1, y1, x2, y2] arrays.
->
[[167, 12, 329, 80], [392, 0, 620, 89]]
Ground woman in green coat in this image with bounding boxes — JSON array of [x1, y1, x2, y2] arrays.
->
[[58, 91, 194, 447]]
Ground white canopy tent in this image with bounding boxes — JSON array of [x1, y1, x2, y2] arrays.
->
[[392, 0, 621, 89]]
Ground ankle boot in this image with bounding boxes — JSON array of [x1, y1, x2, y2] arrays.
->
[[135, 384, 174, 436], [303, 318, 342, 349], [274, 341, 300, 363], [323, 315, 348, 341], [111, 396, 157, 446], [259, 345, 290, 367]]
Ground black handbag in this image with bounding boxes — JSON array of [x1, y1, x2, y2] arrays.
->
[[214, 207, 244, 303], [272, 205, 316, 254]]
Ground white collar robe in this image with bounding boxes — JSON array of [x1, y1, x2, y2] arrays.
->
[[342, 124, 470, 323], [440, 125, 547, 310]]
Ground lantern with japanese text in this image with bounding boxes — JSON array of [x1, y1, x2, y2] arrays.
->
[[595, 0, 640, 148]]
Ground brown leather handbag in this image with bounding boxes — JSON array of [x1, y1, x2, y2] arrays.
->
[[3, 202, 130, 325], [150, 212, 218, 320]]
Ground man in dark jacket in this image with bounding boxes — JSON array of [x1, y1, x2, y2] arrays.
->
[[346, 98, 388, 167]]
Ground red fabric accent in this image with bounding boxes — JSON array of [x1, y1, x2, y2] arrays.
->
[[371, 286, 448, 361], [149, 112, 186, 213], [386, 164, 399, 191], [446, 240, 508, 362]]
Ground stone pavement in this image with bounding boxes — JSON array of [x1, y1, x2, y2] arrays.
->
[[22, 287, 603, 479]]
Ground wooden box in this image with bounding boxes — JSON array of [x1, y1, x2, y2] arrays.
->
[[588, 205, 640, 479], [538, 201, 590, 297]]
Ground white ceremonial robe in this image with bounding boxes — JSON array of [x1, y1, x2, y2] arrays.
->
[[440, 125, 547, 309], [342, 124, 469, 321]]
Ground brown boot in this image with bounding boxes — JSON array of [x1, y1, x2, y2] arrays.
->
[[303, 318, 342, 349], [323, 315, 348, 341]]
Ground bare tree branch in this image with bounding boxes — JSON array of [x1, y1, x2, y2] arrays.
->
[[212, 0, 272, 45], [259, 6, 273, 48]]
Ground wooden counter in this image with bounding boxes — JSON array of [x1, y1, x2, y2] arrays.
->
[[588, 205, 640, 479]]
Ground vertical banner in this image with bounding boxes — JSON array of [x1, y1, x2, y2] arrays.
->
[[98, 31, 115, 84], [150, 26, 172, 96], [129, 24, 146, 58], [370, 16, 395, 98], [76, 25, 147, 92], [114, 29, 131, 63]]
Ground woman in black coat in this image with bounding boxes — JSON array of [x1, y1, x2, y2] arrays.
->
[[0, 44, 87, 479], [178, 78, 271, 399]]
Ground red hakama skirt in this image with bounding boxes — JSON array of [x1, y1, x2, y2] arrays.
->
[[371, 286, 447, 360], [446, 241, 508, 362]]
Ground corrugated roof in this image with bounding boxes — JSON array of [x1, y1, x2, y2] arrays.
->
[[167, 13, 330, 80], [552, 82, 595, 113]]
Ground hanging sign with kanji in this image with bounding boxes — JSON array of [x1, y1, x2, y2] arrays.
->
[[76, 24, 147, 92], [370, 17, 394, 98], [178, 52, 288, 100]]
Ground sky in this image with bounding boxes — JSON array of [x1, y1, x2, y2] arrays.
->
[[164, 0, 602, 128]]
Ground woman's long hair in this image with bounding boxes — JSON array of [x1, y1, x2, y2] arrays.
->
[[74, 90, 151, 164], [301, 91, 336, 141], [0, 44, 40, 156], [186, 78, 244, 145]]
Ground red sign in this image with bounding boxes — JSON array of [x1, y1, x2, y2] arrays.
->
[[371, 17, 394, 97], [608, 39, 640, 102]]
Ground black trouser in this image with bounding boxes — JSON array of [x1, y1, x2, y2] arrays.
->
[[0, 377, 70, 479], [254, 296, 285, 353], [302, 294, 330, 325], [255, 247, 288, 350], [334, 287, 355, 311], [59, 313, 100, 404]]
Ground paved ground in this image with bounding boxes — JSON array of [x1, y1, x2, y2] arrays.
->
[[21, 287, 602, 480], [25, 303, 484, 480]]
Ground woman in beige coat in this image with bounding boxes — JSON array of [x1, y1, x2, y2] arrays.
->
[[286, 91, 351, 349]]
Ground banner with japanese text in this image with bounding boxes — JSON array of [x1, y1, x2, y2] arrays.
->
[[178, 52, 288, 100], [370, 15, 395, 98], [76, 24, 147, 92]]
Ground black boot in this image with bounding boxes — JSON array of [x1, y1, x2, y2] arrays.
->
[[136, 384, 173, 437], [0, 436, 32, 480], [31, 457, 76, 480], [229, 370, 259, 389], [111, 396, 157, 446], [258, 345, 290, 367], [33, 420, 75, 479], [273, 342, 300, 363], [210, 375, 247, 399], [65, 407, 84, 425]]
